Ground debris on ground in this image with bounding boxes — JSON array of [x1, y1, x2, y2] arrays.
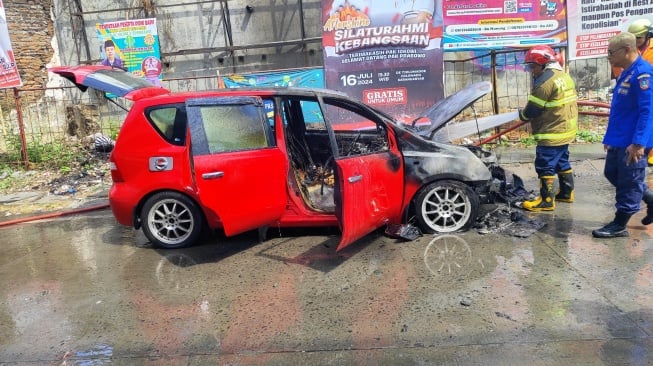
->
[[1, 150, 110, 196], [385, 224, 422, 241], [0, 150, 111, 217], [475, 205, 546, 237]]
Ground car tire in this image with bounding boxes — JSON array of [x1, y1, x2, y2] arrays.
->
[[140, 191, 203, 249], [414, 180, 479, 234]]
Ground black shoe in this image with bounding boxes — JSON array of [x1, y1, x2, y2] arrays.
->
[[643, 215, 653, 225], [592, 222, 629, 238], [643, 191, 653, 225], [644, 190, 653, 205]]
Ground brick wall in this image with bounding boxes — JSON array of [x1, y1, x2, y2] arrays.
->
[[3, 0, 54, 89]]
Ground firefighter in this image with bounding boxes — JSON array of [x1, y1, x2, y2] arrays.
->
[[518, 45, 578, 212]]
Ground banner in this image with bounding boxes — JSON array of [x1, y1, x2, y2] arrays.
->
[[96, 18, 162, 86], [222, 68, 324, 88], [0, 1, 22, 88], [442, 0, 568, 50], [567, 0, 653, 60], [322, 0, 444, 124], [222, 68, 324, 120]]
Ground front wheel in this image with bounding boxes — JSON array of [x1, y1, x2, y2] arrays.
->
[[140, 191, 203, 249], [414, 180, 479, 234]]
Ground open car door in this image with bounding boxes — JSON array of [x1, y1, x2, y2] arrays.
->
[[322, 97, 405, 251], [187, 96, 288, 237], [335, 152, 404, 251], [49, 65, 168, 101]]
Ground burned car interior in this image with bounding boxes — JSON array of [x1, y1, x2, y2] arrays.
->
[[281, 96, 390, 213]]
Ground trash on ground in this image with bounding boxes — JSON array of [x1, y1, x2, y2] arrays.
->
[[475, 205, 546, 237], [385, 223, 422, 241]]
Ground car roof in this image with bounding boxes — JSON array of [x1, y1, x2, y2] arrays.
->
[[160, 86, 350, 98]]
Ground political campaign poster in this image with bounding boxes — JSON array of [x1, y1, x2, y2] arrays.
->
[[96, 18, 162, 86], [322, 0, 444, 124], [567, 0, 652, 60], [0, 1, 22, 89], [442, 0, 568, 50]]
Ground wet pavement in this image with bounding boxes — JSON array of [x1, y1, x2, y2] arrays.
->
[[2, 143, 653, 365]]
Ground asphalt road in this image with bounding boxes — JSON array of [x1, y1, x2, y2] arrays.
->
[[2, 145, 653, 365]]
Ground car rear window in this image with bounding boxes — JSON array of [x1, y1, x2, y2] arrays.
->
[[145, 104, 186, 146], [149, 107, 177, 139]]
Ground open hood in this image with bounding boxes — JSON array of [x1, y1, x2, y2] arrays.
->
[[49, 65, 169, 101], [411, 81, 492, 140]]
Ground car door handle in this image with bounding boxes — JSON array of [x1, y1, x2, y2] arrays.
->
[[348, 175, 362, 183], [202, 171, 224, 180]]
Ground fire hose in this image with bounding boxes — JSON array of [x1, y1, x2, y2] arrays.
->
[[474, 100, 610, 146]]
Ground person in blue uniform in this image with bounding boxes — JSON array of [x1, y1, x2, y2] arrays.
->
[[593, 32, 653, 238]]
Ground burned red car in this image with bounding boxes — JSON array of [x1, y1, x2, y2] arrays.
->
[[50, 65, 521, 251]]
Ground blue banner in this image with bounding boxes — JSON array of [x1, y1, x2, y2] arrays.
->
[[222, 68, 324, 88]]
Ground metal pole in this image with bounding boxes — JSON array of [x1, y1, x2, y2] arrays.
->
[[490, 50, 499, 115], [13, 88, 28, 169]]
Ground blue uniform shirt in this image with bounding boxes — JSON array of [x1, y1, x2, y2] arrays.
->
[[603, 56, 653, 148]]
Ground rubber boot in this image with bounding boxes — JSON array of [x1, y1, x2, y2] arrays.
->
[[642, 188, 653, 225], [555, 169, 574, 203], [592, 211, 631, 238], [522, 176, 556, 212]]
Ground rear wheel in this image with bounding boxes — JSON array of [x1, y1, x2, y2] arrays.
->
[[414, 180, 479, 234], [140, 191, 203, 249]]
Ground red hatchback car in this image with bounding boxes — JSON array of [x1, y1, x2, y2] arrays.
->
[[50, 65, 521, 251]]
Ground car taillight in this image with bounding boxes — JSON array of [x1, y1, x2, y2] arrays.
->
[[109, 160, 124, 182]]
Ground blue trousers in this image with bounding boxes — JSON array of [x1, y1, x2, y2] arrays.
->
[[604, 147, 648, 214], [534, 145, 572, 177]]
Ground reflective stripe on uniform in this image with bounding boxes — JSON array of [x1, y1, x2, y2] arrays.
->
[[532, 118, 578, 141], [528, 94, 548, 107], [543, 94, 578, 107], [528, 94, 577, 108]]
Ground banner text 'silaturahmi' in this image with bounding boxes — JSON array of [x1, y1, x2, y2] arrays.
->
[[322, 0, 444, 124]]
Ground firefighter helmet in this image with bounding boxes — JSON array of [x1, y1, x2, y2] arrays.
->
[[524, 45, 557, 66], [628, 18, 652, 37]]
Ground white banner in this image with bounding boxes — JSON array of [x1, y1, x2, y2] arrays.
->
[[567, 0, 653, 60]]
